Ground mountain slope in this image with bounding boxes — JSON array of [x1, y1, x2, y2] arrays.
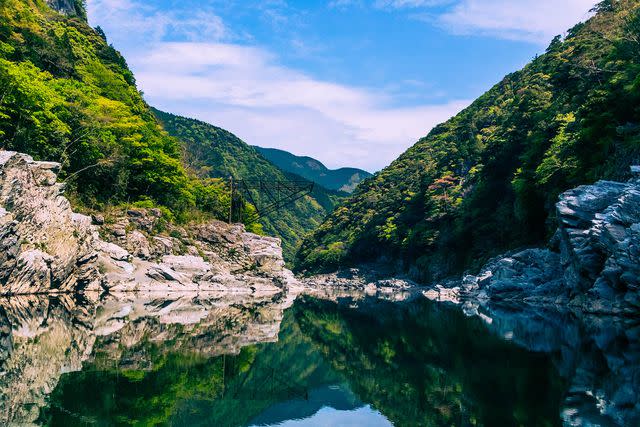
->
[[152, 109, 342, 261], [0, 0, 234, 222], [254, 146, 372, 193], [296, 0, 640, 280]]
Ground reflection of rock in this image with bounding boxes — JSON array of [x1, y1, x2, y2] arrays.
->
[[456, 302, 640, 426], [0, 296, 96, 426], [0, 290, 294, 425]]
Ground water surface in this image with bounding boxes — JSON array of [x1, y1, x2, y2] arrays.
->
[[0, 292, 637, 426]]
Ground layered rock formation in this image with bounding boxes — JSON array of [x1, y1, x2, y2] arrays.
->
[[433, 177, 640, 314], [97, 211, 290, 295], [0, 151, 294, 296], [0, 152, 99, 295]]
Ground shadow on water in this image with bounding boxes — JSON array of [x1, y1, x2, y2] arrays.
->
[[0, 291, 637, 426]]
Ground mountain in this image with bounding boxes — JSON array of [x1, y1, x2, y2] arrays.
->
[[0, 0, 237, 223], [153, 109, 342, 261], [296, 0, 640, 281], [254, 146, 372, 193]]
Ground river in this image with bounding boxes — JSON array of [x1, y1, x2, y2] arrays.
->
[[0, 290, 637, 426]]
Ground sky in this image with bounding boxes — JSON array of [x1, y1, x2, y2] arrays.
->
[[86, 0, 597, 172]]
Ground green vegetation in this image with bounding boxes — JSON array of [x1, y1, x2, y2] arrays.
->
[[254, 146, 372, 193], [296, 0, 640, 280], [0, 0, 259, 227], [153, 109, 343, 260]]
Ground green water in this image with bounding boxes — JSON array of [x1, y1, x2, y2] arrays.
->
[[39, 297, 569, 427]]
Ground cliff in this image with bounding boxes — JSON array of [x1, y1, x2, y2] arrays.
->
[[45, 0, 86, 19], [428, 175, 640, 314], [0, 151, 296, 296]]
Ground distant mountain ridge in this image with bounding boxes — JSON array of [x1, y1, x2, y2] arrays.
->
[[254, 146, 372, 193]]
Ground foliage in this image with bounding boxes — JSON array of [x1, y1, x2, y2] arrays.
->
[[153, 108, 343, 260], [0, 0, 255, 227], [296, 0, 640, 280]]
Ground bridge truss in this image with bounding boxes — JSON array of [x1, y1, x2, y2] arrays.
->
[[229, 178, 315, 223]]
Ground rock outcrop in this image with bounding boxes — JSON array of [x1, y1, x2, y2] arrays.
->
[[0, 152, 99, 295], [445, 177, 640, 314], [0, 151, 295, 296], [45, 0, 83, 18], [97, 210, 290, 295]]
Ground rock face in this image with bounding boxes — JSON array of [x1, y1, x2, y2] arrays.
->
[[98, 211, 291, 294], [0, 152, 99, 295], [45, 0, 82, 17], [452, 178, 640, 314], [0, 151, 295, 296], [558, 179, 640, 312]]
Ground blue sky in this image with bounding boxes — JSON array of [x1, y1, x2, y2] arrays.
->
[[86, 0, 596, 171]]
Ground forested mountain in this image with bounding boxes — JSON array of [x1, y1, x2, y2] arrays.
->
[[0, 0, 242, 224], [153, 109, 342, 261], [254, 146, 372, 193], [296, 0, 640, 280], [0, 0, 337, 261]]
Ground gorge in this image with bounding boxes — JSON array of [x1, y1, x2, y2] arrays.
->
[[1, 0, 640, 426]]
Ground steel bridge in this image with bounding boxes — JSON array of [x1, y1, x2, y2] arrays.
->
[[229, 178, 314, 223]]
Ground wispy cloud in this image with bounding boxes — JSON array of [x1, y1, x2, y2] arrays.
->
[[437, 0, 596, 43], [134, 42, 469, 171], [374, 0, 452, 9], [331, 0, 596, 44], [86, 0, 468, 171], [86, 0, 228, 45]]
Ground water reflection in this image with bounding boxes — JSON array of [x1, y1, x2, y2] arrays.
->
[[0, 291, 637, 426]]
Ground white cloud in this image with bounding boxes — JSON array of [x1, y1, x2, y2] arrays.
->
[[438, 0, 596, 43], [374, 0, 452, 9], [86, 0, 228, 46], [331, 0, 596, 44], [134, 42, 468, 171], [87, 0, 470, 171]]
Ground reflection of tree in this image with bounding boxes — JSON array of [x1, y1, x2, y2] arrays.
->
[[294, 297, 565, 427], [42, 307, 344, 427]]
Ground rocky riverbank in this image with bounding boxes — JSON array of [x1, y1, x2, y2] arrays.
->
[[426, 176, 640, 315], [0, 151, 294, 296]]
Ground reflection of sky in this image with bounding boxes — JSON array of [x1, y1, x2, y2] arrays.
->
[[250, 405, 393, 427]]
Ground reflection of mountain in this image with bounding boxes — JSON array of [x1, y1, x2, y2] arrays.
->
[[293, 297, 640, 427], [292, 297, 566, 427], [1, 292, 639, 426], [247, 384, 361, 426]]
